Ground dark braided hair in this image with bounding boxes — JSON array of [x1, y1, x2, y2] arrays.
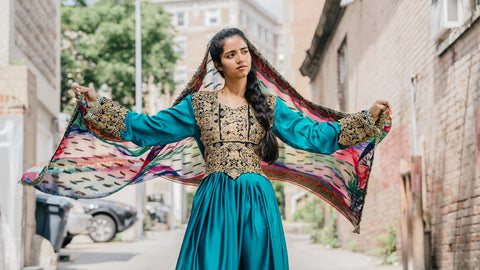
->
[[209, 28, 278, 164]]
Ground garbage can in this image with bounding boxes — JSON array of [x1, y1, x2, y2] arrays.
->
[[35, 194, 72, 252]]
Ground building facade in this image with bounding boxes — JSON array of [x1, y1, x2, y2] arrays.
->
[[301, 0, 480, 269], [152, 0, 282, 93], [281, 0, 325, 222], [0, 0, 61, 269], [282, 0, 324, 100]]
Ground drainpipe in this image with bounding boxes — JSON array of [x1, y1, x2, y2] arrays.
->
[[408, 75, 426, 270], [410, 76, 418, 156]]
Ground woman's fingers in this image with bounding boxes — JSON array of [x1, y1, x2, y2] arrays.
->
[[72, 83, 92, 93], [72, 83, 98, 106], [369, 100, 392, 122]]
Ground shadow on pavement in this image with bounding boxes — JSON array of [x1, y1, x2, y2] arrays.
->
[[60, 252, 137, 265]]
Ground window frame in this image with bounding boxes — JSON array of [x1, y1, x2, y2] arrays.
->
[[205, 8, 220, 26]]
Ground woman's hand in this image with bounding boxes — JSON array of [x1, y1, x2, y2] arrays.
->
[[369, 100, 392, 122], [72, 83, 98, 108]]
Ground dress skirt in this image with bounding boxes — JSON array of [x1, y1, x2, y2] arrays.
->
[[175, 172, 289, 270]]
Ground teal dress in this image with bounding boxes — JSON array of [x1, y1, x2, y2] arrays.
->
[[119, 92, 343, 270]]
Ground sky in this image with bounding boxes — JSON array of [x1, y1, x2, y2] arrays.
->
[[254, 0, 283, 19], [64, 0, 284, 20]]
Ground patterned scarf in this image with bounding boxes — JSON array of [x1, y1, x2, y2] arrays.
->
[[22, 43, 390, 232]]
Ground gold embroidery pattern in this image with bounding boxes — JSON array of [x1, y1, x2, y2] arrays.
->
[[192, 91, 275, 179], [205, 142, 263, 179], [338, 110, 381, 147], [85, 97, 128, 140]]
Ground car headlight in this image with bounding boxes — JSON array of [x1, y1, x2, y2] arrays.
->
[[84, 203, 99, 211], [70, 202, 86, 213]]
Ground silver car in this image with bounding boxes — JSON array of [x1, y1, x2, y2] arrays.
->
[[62, 198, 92, 247]]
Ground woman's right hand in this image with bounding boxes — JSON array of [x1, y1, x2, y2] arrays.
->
[[72, 83, 98, 108]]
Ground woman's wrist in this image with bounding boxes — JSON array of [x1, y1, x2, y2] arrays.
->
[[85, 95, 104, 119]]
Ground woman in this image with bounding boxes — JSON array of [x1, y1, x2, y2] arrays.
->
[[70, 28, 391, 269]]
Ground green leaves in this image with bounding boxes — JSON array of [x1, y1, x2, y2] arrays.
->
[[61, 0, 178, 112]]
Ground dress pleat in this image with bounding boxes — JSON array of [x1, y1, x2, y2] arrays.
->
[[176, 172, 288, 270]]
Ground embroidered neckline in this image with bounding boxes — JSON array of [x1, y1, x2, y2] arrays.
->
[[216, 91, 249, 110]]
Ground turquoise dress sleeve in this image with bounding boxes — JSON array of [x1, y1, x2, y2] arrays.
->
[[272, 97, 344, 154], [121, 95, 196, 147]]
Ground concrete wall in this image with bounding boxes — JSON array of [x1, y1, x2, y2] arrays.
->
[[0, 67, 37, 270], [308, 0, 480, 268]]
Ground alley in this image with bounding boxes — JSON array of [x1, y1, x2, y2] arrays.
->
[[58, 228, 402, 270]]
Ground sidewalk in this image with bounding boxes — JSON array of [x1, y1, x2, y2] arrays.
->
[[286, 234, 402, 270], [58, 228, 402, 270]]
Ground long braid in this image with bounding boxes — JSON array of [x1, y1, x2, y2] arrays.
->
[[244, 64, 278, 164]]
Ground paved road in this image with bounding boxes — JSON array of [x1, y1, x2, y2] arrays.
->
[[58, 228, 402, 270]]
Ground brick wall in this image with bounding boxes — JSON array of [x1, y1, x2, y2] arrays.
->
[[428, 20, 480, 269], [14, 0, 58, 88], [309, 0, 480, 268], [283, 0, 324, 99]]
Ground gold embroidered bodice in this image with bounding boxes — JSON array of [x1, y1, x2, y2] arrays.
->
[[191, 91, 275, 179]]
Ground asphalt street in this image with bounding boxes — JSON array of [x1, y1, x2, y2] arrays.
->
[[58, 228, 403, 270]]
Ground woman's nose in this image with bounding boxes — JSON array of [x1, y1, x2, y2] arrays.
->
[[237, 53, 246, 62]]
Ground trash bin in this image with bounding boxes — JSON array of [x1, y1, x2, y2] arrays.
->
[[35, 194, 72, 252]]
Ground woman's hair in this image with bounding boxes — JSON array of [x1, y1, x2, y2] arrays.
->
[[209, 28, 278, 165]]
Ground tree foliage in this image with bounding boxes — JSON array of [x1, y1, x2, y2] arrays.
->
[[61, 0, 178, 112]]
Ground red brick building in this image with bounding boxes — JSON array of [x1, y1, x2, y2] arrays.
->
[[301, 0, 480, 269]]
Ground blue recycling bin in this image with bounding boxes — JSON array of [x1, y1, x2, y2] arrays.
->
[[35, 194, 72, 252]]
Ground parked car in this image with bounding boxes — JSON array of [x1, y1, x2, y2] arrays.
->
[[146, 194, 169, 224], [78, 199, 137, 242], [62, 198, 92, 247]]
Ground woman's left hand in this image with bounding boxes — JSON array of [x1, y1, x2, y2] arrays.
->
[[369, 100, 392, 122]]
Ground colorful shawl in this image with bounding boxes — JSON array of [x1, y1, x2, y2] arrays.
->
[[22, 43, 390, 232]]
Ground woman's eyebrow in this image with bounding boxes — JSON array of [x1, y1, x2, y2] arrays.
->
[[223, 47, 248, 55]]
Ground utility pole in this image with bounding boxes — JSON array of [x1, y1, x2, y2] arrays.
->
[[135, 0, 144, 240]]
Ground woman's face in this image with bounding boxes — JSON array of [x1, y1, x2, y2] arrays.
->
[[217, 35, 251, 80]]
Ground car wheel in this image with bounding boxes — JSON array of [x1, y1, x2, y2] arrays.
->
[[89, 214, 116, 242]]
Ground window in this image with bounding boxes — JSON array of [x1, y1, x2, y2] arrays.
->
[[174, 67, 187, 87], [206, 9, 220, 26], [266, 30, 273, 46], [251, 21, 258, 37], [258, 25, 264, 41], [337, 39, 349, 111], [177, 12, 185, 27], [444, 0, 464, 27], [240, 12, 248, 29], [174, 11, 188, 28], [174, 37, 187, 59], [430, 0, 465, 39]]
